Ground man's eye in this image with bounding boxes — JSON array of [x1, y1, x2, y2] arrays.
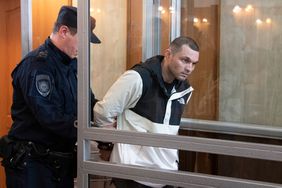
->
[[183, 59, 191, 64]]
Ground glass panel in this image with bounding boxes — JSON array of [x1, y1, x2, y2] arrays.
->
[[178, 1, 282, 184], [180, 0, 282, 127], [180, 0, 219, 120], [219, 1, 282, 126], [88, 0, 127, 101]]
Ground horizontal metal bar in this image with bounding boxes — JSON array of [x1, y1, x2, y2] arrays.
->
[[180, 118, 282, 140], [82, 160, 281, 188], [84, 128, 282, 162]]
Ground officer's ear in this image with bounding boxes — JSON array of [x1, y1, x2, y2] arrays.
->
[[58, 25, 69, 39]]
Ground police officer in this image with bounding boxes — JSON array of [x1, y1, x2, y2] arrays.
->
[[2, 6, 100, 188]]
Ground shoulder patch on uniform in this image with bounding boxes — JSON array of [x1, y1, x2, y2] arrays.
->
[[38, 51, 48, 58], [36, 50, 48, 62], [36, 74, 51, 97]]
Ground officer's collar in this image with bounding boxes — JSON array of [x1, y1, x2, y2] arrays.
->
[[46, 37, 72, 65]]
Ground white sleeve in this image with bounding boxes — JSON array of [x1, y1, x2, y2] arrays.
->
[[94, 70, 143, 126]]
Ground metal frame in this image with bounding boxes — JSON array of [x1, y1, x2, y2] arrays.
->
[[76, 0, 282, 187], [85, 128, 282, 162], [180, 118, 282, 140], [83, 161, 280, 188], [77, 1, 91, 188], [79, 127, 282, 187]]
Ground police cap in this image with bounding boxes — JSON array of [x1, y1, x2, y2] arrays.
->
[[56, 5, 101, 43]]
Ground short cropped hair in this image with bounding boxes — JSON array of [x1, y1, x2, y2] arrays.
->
[[169, 36, 199, 54], [52, 22, 77, 35]]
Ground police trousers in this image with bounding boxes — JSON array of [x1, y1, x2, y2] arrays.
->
[[5, 158, 74, 188], [1, 138, 75, 188]]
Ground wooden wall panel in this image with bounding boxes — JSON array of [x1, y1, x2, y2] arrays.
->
[[0, 1, 21, 187], [126, 0, 143, 69], [0, 2, 8, 187], [0, 1, 9, 138], [0, 0, 20, 136], [7, 5, 22, 126], [217, 135, 282, 184]]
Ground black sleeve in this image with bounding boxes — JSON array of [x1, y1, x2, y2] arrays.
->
[[20, 68, 77, 140]]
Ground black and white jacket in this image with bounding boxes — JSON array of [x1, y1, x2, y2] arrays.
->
[[94, 55, 193, 187]]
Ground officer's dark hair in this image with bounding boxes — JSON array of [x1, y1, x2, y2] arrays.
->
[[169, 36, 199, 54], [52, 22, 77, 35]]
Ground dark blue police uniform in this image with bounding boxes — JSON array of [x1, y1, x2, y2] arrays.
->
[[0, 5, 101, 188], [3, 37, 89, 188], [9, 37, 77, 151]]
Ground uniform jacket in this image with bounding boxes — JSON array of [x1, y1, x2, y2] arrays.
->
[[94, 55, 193, 187], [9, 38, 77, 152]]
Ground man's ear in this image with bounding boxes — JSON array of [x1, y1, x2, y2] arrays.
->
[[164, 48, 171, 58], [58, 25, 69, 39]]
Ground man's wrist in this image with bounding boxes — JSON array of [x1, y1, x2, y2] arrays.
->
[[97, 141, 114, 151]]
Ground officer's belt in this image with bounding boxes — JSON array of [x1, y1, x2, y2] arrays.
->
[[0, 136, 73, 160], [26, 141, 74, 160]]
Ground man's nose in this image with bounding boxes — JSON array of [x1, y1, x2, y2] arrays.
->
[[185, 63, 194, 72]]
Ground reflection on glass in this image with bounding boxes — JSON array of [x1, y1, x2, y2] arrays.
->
[[233, 5, 242, 14]]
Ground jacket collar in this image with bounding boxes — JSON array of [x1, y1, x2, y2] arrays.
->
[[46, 37, 72, 65], [142, 55, 190, 96]]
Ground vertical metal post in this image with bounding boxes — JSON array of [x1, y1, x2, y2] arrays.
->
[[77, 0, 91, 187], [20, 0, 32, 57], [170, 0, 181, 41], [153, 0, 161, 56], [142, 0, 161, 61], [142, 0, 153, 61]]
